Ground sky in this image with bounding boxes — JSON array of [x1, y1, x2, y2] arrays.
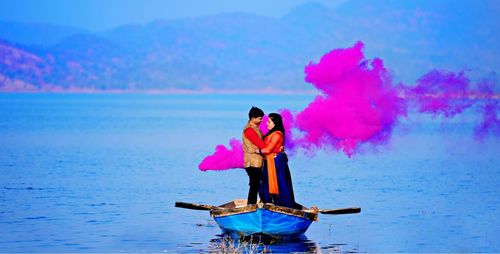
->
[[0, 0, 348, 31]]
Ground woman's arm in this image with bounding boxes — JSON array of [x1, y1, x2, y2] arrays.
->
[[259, 132, 282, 155]]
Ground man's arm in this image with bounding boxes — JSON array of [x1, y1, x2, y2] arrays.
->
[[244, 128, 265, 149]]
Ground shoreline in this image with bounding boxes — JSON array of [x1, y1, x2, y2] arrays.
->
[[0, 88, 319, 95], [1, 89, 500, 99]]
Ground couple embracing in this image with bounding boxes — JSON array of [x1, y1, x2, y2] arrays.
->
[[243, 107, 301, 209]]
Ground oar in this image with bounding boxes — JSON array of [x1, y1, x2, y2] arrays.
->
[[175, 201, 220, 211], [318, 207, 361, 215]]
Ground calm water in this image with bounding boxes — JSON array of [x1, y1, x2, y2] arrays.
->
[[0, 93, 498, 253]]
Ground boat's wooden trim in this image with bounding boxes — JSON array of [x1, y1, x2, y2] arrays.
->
[[210, 203, 318, 221], [210, 204, 258, 217], [218, 199, 248, 209], [263, 204, 318, 221]]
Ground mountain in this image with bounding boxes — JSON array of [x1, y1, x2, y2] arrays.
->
[[0, 39, 52, 91], [0, 21, 87, 46], [1, 1, 499, 92]]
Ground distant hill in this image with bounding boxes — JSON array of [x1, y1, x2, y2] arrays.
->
[[0, 21, 87, 46], [1, 0, 499, 92]]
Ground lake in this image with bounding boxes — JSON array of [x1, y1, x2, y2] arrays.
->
[[0, 93, 498, 252]]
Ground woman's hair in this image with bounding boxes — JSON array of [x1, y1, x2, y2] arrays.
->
[[264, 113, 285, 142]]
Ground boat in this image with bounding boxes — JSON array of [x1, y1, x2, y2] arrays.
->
[[175, 199, 360, 239]]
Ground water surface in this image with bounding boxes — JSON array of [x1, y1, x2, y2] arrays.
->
[[0, 93, 498, 252]]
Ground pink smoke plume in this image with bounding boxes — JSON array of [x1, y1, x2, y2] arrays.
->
[[198, 138, 244, 171], [475, 102, 500, 138], [407, 70, 499, 138], [259, 115, 269, 135], [199, 41, 498, 170], [279, 109, 297, 150], [294, 42, 407, 156], [409, 70, 473, 117], [475, 79, 500, 138]]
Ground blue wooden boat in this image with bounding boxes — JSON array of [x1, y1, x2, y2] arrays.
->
[[176, 199, 360, 239], [210, 199, 317, 239]]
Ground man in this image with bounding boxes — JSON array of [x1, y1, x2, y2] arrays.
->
[[242, 106, 266, 205]]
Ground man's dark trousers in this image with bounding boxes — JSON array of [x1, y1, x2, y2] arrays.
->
[[245, 167, 262, 204]]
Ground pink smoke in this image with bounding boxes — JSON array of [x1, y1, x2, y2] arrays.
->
[[475, 102, 500, 138], [475, 80, 500, 138], [279, 109, 297, 151], [294, 42, 407, 156], [259, 115, 269, 135], [409, 70, 473, 117], [199, 41, 498, 170], [407, 70, 499, 137], [198, 138, 244, 171]]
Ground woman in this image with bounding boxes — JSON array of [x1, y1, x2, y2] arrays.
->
[[256, 113, 301, 209]]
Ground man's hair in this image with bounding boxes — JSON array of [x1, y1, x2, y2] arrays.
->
[[248, 106, 264, 119]]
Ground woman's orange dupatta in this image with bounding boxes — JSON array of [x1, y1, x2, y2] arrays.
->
[[263, 132, 283, 195]]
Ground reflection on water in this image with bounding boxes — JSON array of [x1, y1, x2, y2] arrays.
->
[[207, 234, 351, 254]]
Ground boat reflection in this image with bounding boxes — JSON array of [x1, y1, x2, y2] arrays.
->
[[208, 234, 352, 253]]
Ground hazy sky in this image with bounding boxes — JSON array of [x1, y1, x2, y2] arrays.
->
[[0, 0, 348, 31]]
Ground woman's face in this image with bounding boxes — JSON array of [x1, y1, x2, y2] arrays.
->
[[267, 117, 275, 130]]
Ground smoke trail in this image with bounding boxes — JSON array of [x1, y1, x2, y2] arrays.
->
[[476, 101, 500, 138], [407, 70, 499, 138], [198, 138, 244, 171], [475, 79, 500, 138], [279, 109, 297, 151], [293, 42, 407, 156], [199, 41, 498, 170], [199, 42, 407, 169], [409, 70, 473, 117], [258, 115, 269, 135]]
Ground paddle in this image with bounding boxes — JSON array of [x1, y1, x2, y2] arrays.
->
[[175, 201, 219, 211], [176, 201, 361, 215], [318, 207, 361, 215]]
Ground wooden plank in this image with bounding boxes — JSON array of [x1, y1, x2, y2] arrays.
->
[[175, 201, 218, 211], [319, 207, 361, 215]]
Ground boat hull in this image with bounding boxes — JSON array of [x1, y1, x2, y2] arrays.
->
[[211, 204, 316, 238]]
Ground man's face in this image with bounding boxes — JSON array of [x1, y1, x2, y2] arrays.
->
[[251, 116, 263, 126]]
